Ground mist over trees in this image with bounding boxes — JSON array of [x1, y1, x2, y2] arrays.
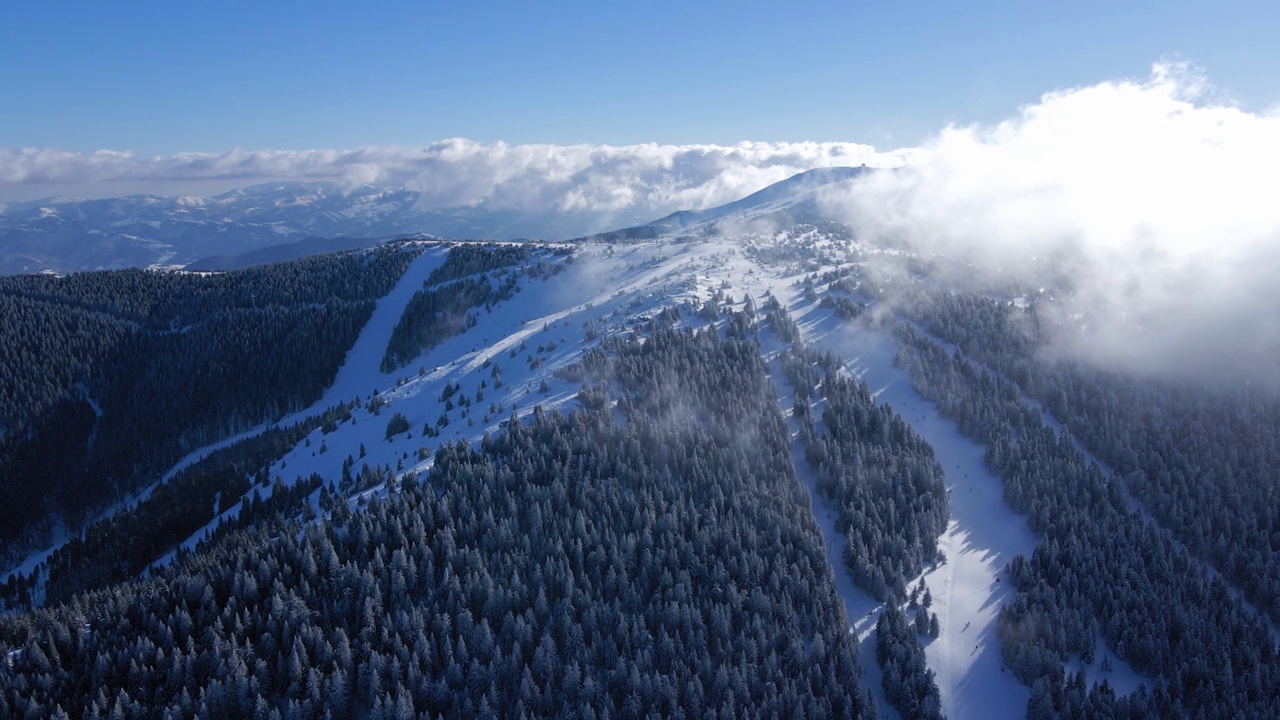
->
[[762, 296, 946, 719], [893, 304, 1280, 718], [5, 217, 1277, 720], [722, 227, 1280, 717], [907, 290, 1280, 624], [0, 318, 880, 719], [784, 340, 949, 601]]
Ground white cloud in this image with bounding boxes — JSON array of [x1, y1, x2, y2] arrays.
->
[[822, 62, 1280, 385], [0, 140, 904, 221]]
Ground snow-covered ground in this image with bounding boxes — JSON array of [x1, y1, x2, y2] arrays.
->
[[636, 236, 1052, 718], [732, 292, 1035, 719], [659, 234, 1039, 718], [910, 313, 1280, 658], [567, 236, 1069, 718], [944, 339, 1280, 653], [317, 246, 452, 406], [152, 243, 698, 564], [159, 244, 454, 483], [1, 525, 70, 587], [7, 225, 1149, 717]]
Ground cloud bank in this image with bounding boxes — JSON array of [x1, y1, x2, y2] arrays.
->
[[825, 62, 1280, 386], [0, 140, 904, 219]]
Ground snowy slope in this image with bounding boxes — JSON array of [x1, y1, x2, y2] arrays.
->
[[766, 355, 902, 720], [0, 218, 1064, 720], [827, 322, 1038, 718], [646, 166, 869, 233], [671, 237, 1043, 718], [6, 167, 1111, 717]]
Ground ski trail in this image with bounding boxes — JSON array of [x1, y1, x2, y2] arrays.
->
[[157, 246, 449, 484], [2, 247, 448, 586], [317, 246, 451, 404], [794, 315, 1036, 719], [766, 357, 902, 720], [934, 335, 1280, 651]]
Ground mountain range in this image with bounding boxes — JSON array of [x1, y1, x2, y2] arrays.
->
[[0, 181, 662, 275]]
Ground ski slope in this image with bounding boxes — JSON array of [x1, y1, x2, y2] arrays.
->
[[823, 321, 1036, 718], [766, 356, 901, 720], [563, 234, 1054, 718], [585, 237, 1043, 719], [8, 225, 1121, 718]]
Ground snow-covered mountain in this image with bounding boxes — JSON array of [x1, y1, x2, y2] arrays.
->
[[6, 164, 1273, 719], [4, 182, 1019, 717], [578, 165, 868, 243], [0, 181, 658, 275], [0, 168, 871, 275], [646, 165, 867, 233]]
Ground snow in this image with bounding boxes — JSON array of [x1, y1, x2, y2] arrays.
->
[[676, 224, 1156, 713], [1, 523, 71, 585], [46, 244, 1173, 713], [1062, 635, 1147, 697], [940, 330, 1280, 652], [4, 246, 450, 583], [807, 320, 1036, 719], [153, 244, 617, 562], [5, 216, 1166, 716], [264, 248, 620, 489], [767, 357, 901, 720], [318, 247, 452, 405], [157, 245, 450, 480], [625, 235, 1045, 718], [150, 488, 250, 571]]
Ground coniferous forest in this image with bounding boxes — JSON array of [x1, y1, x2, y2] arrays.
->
[[0, 245, 419, 560], [892, 294, 1280, 718], [1, 232, 1278, 720], [9, 5, 1280, 717], [380, 244, 570, 372], [0, 320, 882, 719]]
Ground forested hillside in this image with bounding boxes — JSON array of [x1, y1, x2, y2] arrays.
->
[[733, 225, 1280, 717], [2, 206, 1277, 719], [381, 244, 569, 372], [907, 291, 1280, 624], [0, 320, 879, 719], [0, 245, 419, 559], [893, 303, 1280, 718]]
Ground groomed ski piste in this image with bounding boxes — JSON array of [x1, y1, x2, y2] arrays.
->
[[6, 218, 1147, 717]]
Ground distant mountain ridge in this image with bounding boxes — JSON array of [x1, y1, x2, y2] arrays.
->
[[0, 182, 644, 275], [0, 168, 870, 274], [0, 183, 421, 275]]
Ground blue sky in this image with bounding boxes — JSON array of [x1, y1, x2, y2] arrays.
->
[[3, 0, 1277, 154]]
